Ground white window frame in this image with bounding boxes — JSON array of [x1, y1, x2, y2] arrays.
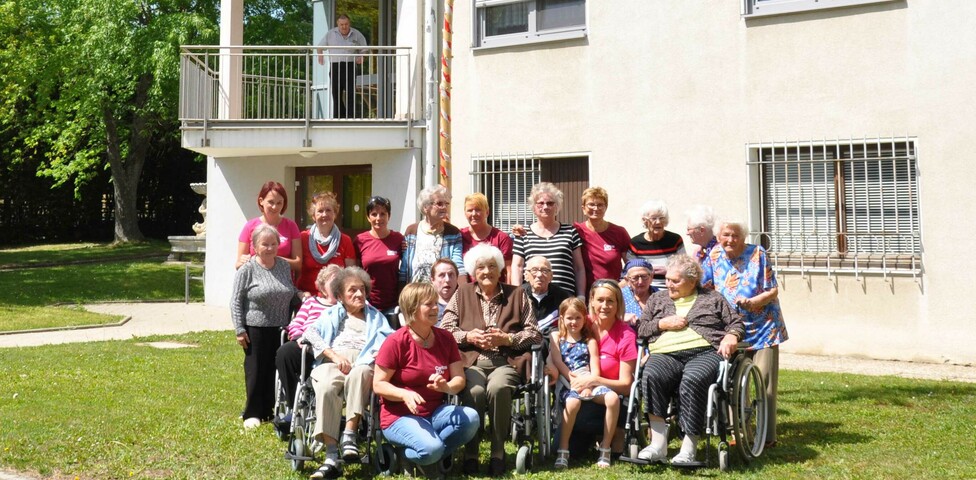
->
[[742, 0, 897, 18], [474, 0, 586, 50], [746, 136, 922, 278]]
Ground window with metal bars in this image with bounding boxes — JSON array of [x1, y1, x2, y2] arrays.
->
[[469, 154, 588, 232], [747, 137, 921, 275]]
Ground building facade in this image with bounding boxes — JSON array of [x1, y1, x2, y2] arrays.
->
[[185, 0, 976, 365]]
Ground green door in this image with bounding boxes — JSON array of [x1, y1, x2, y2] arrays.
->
[[296, 165, 372, 236]]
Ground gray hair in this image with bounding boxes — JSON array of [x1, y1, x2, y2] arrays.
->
[[686, 205, 716, 230], [417, 184, 451, 212], [529, 182, 564, 214], [525, 255, 552, 269], [463, 244, 505, 277], [666, 254, 703, 284], [315, 264, 343, 297], [330, 266, 372, 302], [250, 224, 280, 246], [715, 220, 750, 239], [639, 200, 670, 227]]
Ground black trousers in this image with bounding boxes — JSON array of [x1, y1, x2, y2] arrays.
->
[[331, 61, 357, 118], [275, 339, 314, 408], [242, 325, 281, 420], [642, 346, 721, 436]]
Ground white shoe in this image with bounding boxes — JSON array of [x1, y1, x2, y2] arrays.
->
[[243, 417, 261, 429], [670, 451, 697, 465], [637, 444, 666, 463]]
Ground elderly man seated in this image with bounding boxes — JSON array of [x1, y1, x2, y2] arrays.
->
[[520, 256, 572, 332]]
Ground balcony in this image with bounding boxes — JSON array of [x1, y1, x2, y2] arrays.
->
[[179, 45, 420, 157]]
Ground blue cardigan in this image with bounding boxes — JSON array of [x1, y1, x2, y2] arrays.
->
[[303, 302, 394, 367], [399, 221, 466, 282]]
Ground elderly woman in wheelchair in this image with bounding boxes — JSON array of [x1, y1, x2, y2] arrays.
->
[[303, 267, 394, 479], [636, 254, 743, 465]]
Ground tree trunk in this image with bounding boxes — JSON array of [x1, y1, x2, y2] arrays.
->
[[104, 73, 153, 244]]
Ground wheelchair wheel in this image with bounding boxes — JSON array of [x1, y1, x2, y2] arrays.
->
[[289, 424, 306, 472], [731, 358, 768, 462], [515, 444, 532, 474], [372, 442, 397, 476]]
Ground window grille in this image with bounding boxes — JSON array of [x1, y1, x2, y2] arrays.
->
[[747, 136, 921, 276], [470, 153, 541, 232]]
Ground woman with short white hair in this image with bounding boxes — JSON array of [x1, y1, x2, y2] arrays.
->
[[701, 220, 788, 449], [400, 184, 465, 283], [685, 205, 717, 265], [627, 200, 686, 289], [441, 244, 543, 476]]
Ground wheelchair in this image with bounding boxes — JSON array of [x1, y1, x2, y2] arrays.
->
[[281, 338, 319, 471], [619, 339, 769, 471], [509, 337, 554, 473], [369, 392, 458, 478]]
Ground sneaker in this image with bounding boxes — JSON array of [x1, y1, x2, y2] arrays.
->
[[242, 417, 261, 429], [637, 444, 666, 463], [340, 437, 360, 463]]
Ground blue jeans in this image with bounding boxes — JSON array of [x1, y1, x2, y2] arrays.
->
[[382, 404, 480, 465]]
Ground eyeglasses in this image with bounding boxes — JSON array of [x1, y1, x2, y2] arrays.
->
[[431, 201, 449, 208], [592, 279, 617, 289], [626, 274, 651, 282], [535, 201, 556, 207], [584, 202, 607, 210], [644, 216, 666, 222], [527, 267, 552, 275]]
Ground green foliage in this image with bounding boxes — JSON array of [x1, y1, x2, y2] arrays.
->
[[0, 0, 220, 242]]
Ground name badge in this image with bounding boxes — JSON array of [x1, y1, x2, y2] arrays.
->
[[603, 244, 615, 251], [387, 250, 397, 256]]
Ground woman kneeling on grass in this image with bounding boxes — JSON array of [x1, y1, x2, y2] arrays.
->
[[230, 224, 301, 429], [373, 283, 480, 471]]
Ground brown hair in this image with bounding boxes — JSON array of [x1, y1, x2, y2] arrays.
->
[[557, 297, 591, 341]]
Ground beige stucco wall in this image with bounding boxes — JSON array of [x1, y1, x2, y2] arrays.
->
[[447, 1, 976, 364], [205, 149, 420, 306]]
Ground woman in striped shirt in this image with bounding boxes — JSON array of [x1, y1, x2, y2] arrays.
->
[[511, 182, 587, 298]]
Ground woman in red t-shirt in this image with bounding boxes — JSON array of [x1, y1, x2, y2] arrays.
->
[[296, 192, 356, 295], [354, 196, 404, 313], [373, 283, 479, 469]]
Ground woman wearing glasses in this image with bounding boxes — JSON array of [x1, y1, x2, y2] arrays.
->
[[400, 185, 466, 284], [574, 187, 631, 293], [461, 192, 514, 280], [626, 200, 686, 289], [354, 196, 404, 314], [511, 182, 587, 298]]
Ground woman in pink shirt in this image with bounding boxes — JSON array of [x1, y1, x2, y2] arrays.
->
[[573, 187, 631, 293], [236, 181, 302, 273]]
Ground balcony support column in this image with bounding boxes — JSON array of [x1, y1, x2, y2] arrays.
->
[[219, 0, 243, 120]]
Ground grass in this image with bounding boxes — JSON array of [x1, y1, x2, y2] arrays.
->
[[0, 241, 170, 267], [0, 242, 203, 333], [1, 332, 974, 480]]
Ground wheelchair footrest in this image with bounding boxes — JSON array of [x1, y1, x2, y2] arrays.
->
[[671, 460, 707, 469], [284, 452, 314, 462], [618, 455, 650, 465]]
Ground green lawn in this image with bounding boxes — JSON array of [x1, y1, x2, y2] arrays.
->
[[1, 331, 973, 480], [0, 242, 202, 333]]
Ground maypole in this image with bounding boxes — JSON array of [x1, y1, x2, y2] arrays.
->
[[438, 0, 454, 189]]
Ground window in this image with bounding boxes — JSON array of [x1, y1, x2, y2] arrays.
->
[[469, 153, 588, 231], [747, 137, 921, 275], [742, 0, 897, 18], [475, 0, 586, 49]]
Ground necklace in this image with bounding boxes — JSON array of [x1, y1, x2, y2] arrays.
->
[[409, 326, 433, 348]]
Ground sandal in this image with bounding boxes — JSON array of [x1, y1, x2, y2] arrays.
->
[[340, 438, 360, 463], [554, 449, 570, 469], [309, 458, 341, 479], [596, 447, 611, 468]]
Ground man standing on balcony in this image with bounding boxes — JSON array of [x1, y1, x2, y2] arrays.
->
[[318, 14, 367, 119]]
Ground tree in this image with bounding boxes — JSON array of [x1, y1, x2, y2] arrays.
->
[[0, 0, 219, 243]]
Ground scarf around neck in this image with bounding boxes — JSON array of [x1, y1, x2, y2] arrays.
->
[[309, 223, 342, 265]]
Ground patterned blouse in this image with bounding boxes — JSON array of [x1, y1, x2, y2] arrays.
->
[[701, 244, 788, 350]]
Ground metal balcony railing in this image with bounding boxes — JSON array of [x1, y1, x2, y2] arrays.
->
[[179, 45, 413, 123]]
